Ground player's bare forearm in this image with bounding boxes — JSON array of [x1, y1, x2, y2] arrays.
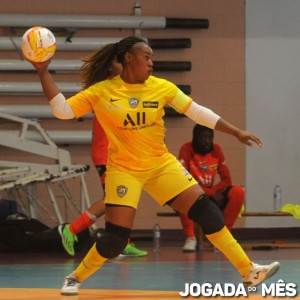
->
[[215, 118, 263, 148], [37, 67, 60, 101], [28, 59, 60, 102]]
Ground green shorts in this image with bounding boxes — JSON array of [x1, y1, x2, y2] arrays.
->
[[104, 158, 197, 209]]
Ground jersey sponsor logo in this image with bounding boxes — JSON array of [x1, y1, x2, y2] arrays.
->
[[198, 174, 213, 186], [117, 185, 128, 198], [209, 164, 218, 171], [198, 160, 207, 164], [143, 101, 158, 108], [128, 98, 139, 109], [108, 105, 123, 110], [118, 122, 155, 131], [123, 112, 146, 126]]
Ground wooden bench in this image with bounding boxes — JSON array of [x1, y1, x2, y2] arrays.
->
[[156, 211, 293, 249]]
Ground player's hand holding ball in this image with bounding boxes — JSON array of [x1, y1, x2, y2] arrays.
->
[[21, 26, 56, 63]]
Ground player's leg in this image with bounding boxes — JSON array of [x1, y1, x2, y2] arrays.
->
[[178, 212, 197, 252], [222, 186, 245, 230], [59, 194, 146, 257], [59, 162, 146, 257], [70, 200, 105, 235], [61, 168, 141, 295], [59, 165, 107, 256], [147, 159, 279, 287], [75, 205, 135, 281], [170, 184, 280, 286], [61, 205, 135, 295], [69, 165, 107, 234], [58, 200, 105, 256]]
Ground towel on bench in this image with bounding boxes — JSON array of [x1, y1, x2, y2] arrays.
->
[[280, 204, 300, 221]]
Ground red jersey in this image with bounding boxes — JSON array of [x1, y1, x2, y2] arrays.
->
[[178, 141, 232, 197], [91, 116, 108, 166]]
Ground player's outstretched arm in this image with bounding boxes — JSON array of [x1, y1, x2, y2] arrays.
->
[[214, 118, 263, 148], [183, 101, 263, 148]]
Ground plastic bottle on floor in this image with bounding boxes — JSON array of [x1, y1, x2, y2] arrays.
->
[[153, 223, 161, 252], [273, 184, 282, 211]]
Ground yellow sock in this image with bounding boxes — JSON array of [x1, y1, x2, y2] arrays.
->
[[74, 243, 107, 282], [206, 226, 252, 277]]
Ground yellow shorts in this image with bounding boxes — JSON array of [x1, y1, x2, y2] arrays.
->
[[104, 157, 197, 209]]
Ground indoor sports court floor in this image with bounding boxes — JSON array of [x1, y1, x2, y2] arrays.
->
[[0, 241, 299, 300]]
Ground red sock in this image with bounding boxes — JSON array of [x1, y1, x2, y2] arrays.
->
[[179, 212, 195, 238], [69, 211, 96, 235], [223, 186, 245, 230]]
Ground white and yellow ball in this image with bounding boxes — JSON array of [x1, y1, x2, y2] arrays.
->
[[21, 26, 56, 62]]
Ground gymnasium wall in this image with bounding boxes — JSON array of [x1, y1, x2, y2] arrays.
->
[[245, 0, 300, 228], [0, 0, 246, 229]]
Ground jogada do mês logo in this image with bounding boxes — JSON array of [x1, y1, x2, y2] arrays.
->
[[179, 280, 298, 298]]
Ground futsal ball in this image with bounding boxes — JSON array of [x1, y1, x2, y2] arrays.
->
[[21, 26, 57, 62]]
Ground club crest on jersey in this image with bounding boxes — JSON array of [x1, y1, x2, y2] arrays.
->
[[117, 185, 128, 198], [200, 165, 208, 172], [128, 98, 139, 109]]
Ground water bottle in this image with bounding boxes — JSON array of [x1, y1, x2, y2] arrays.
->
[[153, 223, 161, 252], [273, 184, 282, 211]]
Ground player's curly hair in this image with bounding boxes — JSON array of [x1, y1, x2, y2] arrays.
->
[[79, 36, 147, 88]]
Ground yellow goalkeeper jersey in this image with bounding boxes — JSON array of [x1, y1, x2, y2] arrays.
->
[[67, 75, 192, 172]]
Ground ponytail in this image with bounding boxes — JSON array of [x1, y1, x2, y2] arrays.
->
[[80, 43, 116, 88], [79, 37, 148, 89]]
